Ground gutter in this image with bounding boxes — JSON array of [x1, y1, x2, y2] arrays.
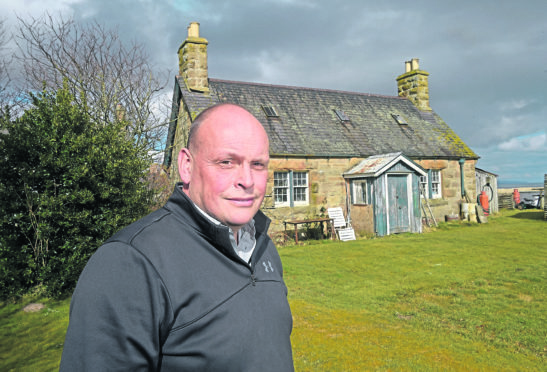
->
[[270, 153, 480, 160], [459, 158, 466, 198]]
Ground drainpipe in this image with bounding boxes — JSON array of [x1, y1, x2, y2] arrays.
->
[[459, 158, 466, 198]]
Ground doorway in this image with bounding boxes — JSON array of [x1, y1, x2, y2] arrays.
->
[[387, 174, 410, 233]]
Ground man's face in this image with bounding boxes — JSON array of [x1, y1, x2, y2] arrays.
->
[[178, 105, 270, 232]]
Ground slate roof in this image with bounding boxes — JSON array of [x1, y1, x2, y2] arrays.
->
[[165, 77, 478, 166], [475, 167, 498, 177]]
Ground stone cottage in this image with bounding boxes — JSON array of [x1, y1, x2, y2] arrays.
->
[[163, 22, 479, 236]]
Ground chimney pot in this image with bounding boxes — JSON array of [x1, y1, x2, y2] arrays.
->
[[411, 58, 419, 71], [405, 61, 411, 73], [188, 22, 200, 38]]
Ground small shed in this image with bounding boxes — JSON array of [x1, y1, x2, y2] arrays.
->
[[475, 167, 499, 214], [344, 152, 427, 236]]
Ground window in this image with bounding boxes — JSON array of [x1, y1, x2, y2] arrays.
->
[[273, 171, 309, 207], [420, 170, 442, 199], [262, 105, 278, 117], [351, 179, 369, 204], [392, 113, 408, 125], [334, 109, 350, 122], [292, 172, 308, 203], [273, 172, 289, 205], [419, 174, 428, 198], [430, 170, 441, 199]]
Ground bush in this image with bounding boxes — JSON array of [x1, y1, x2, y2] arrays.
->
[[0, 85, 154, 298]]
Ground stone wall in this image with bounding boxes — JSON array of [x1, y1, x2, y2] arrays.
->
[[263, 157, 476, 233], [262, 157, 361, 233], [349, 204, 375, 236], [414, 158, 477, 222], [167, 104, 193, 180]]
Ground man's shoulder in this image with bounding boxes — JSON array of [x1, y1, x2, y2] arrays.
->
[[106, 207, 174, 246]]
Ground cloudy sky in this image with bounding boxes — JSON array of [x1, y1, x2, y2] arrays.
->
[[2, 0, 546, 184]]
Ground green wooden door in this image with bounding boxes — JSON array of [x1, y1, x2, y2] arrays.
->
[[388, 175, 410, 233]]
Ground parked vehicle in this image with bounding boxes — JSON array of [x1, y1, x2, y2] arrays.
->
[[518, 193, 542, 209]]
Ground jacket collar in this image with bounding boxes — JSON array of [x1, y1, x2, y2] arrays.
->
[[164, 183, 271, 259]]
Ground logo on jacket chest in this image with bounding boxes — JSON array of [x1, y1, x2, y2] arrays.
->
[[262, 260, 274, 273]]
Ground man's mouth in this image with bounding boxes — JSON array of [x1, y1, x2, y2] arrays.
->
[[229, 197, 255, 207]]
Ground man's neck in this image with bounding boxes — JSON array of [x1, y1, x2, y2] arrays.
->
[[191, 203, 242, 242]]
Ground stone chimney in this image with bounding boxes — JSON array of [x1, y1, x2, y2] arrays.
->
[[178, 22, 209, 93], [396, 58, 431, 111]]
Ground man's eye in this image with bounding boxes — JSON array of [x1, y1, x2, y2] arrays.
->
[[253, 162, 266, 169]]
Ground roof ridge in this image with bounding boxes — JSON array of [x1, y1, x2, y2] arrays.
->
[[209, 78, 405, 100]]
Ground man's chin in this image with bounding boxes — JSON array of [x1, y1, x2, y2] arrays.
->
[[227, 211, 259, 227]]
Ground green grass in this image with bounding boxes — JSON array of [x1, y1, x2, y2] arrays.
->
[[283, 209, 546, 371], [1, 209, 545, 371], [0, 294, 69, 371]]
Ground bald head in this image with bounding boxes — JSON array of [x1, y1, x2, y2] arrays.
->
[[186, 103, 266, 153]]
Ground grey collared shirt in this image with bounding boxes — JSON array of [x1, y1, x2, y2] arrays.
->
[[193, 203, 256, 263]]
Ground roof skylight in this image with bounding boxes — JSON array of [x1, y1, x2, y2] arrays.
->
[[262, 105, 279, 117], [334, 109, 350, 122], [392, 114, 408, 125]]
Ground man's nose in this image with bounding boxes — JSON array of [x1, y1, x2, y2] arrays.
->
[[236, 163, 254, 189]]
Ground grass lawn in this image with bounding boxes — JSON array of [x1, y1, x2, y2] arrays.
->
[[1, 209, 545, 371], [283, 209, 546, 371]]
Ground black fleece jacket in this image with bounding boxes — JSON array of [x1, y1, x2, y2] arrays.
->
[[60, 184, 294, 371]]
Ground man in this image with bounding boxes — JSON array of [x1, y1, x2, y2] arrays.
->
[[60, 103, 294, 371]]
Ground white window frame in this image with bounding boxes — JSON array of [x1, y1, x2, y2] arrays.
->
[[273, 171, 309, 207], [419, 174, 429, 198], [420, 170, 442, 199], [430, 170, 442, 199], [351, 178, 369, 205], [273, 172, 290, 207], [292, 171, 309, 205]]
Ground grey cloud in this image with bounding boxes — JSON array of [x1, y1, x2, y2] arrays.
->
[[3, 0, 546, 182]]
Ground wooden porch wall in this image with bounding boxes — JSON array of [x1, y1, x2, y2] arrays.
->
[[372, 162, 422, 236], [475, 171, 499, 214]]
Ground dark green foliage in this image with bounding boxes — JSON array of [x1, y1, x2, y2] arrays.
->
[[0, 85, 154, 298]]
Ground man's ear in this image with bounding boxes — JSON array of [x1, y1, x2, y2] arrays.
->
[[177, 148, 193, 185]]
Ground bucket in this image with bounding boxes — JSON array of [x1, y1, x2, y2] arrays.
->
[[468, 203, 477, 222], [461, 203, 469, 220], [461, 203, 477, 222]]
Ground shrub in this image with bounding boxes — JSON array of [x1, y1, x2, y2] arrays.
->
[[0, 84, 154, 298]]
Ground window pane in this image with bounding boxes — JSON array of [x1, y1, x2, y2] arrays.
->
[[353, 180, 367, 204], [430, 170, 441, 198], [293, 172, 307, 187], [292, 172, 308, 204], [419, 175, 428, 198], [274, 172, 289, 204], [274, 188, 287, 203], [360, 183, 367, 203], [274, 172, 288, 187], [294, 187, 306, 202]]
